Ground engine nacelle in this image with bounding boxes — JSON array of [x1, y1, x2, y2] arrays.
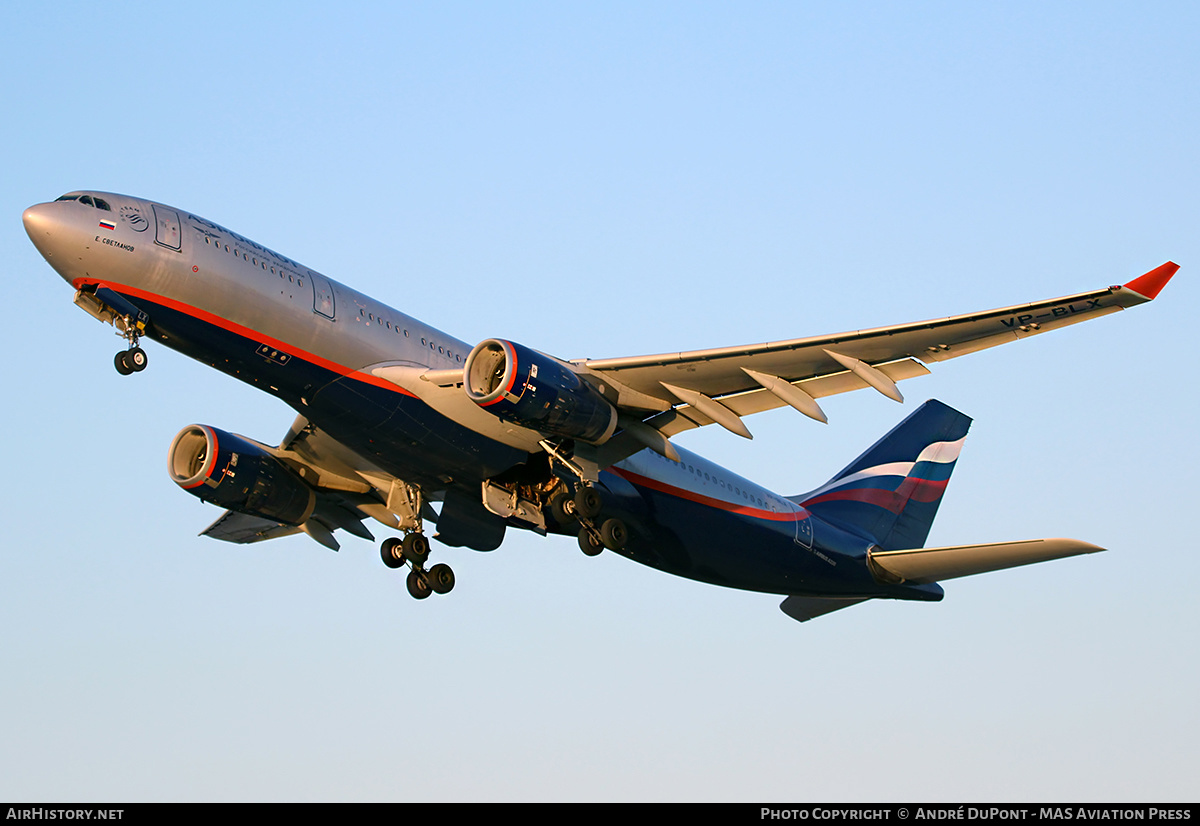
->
[[464, 339, 618, 444], [168, 425, 316, 526]]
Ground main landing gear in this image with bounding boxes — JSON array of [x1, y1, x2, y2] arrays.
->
[[381, 532, 455, 600], [551, 485, 629, 557], [537, 438, 629, 559]]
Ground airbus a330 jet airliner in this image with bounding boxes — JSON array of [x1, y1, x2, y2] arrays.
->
[[23, 191, 1178, 621]]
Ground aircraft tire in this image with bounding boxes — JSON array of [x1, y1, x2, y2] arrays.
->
[[406, 569, 432, 600], [127, 347, 148, 372], [578, 526, 604, 556], [403, 533, 430, 565], [381, 537, 405, 569], [600, 518, 628, 551], [550, 491, 577, 528], [428, 563, 455, 594], [114, 351, 134, 375], [575, 487, 603, 520]]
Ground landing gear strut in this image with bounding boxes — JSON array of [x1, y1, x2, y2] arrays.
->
[[377, 482, 453, 600]]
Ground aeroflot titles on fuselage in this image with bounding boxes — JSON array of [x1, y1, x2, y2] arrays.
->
[[187, 212, 301, 270]]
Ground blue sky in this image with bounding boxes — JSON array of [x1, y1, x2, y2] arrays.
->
[[2, 1, 1197, 801]]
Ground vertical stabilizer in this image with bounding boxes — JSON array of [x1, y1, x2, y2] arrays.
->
[[792, 400, 972, 550]]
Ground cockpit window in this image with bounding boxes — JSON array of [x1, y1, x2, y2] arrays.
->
[[53, 193, 112, 210]]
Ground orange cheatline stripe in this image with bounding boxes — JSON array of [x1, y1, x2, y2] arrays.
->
[[74, 278, 416, 397], [611, 467, 808, 523]]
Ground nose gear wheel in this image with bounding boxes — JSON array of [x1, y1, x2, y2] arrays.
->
[[112, 309, 149, 375]]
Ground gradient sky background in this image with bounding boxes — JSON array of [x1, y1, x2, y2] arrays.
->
[[2, 1, 1197, 802]]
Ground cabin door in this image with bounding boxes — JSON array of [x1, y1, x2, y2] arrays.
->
[[310, 272, 335, 319]]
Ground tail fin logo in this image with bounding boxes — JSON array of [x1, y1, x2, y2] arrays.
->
[[802, 436, 965, 514]]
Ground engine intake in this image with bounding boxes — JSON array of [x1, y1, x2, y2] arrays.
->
[[464, 339, 617, 444], [168, 425, 316, 526]]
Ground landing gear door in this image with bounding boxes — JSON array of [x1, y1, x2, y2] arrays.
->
[[310, 271, 335, 319]]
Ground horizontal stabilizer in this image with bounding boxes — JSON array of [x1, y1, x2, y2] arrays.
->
[[869, 538, 1105, 584], [779, 595, 870, 622]]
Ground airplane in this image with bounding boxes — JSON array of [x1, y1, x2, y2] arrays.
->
[[22, 191, 1178, 622]]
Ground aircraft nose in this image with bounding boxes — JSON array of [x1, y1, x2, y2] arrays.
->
[[23, 203, 57, 255], [23, 203, 48, 233], [24, 201, 86, 285]]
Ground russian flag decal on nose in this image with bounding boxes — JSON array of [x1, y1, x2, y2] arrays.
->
[[99, 220, 116, 230]]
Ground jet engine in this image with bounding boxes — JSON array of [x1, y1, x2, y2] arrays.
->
[[168, 425, 316, 525], [463, 338, 618, 444]]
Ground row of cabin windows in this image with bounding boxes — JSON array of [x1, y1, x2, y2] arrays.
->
[[56, 195, 324, 312], [56, 194, 112, 211], [202, 235, 304, 287], [687, 462, 767, 508], [358, 308, 465, 363], [648, 448, 768, 508], [47, 199, 771, 508]]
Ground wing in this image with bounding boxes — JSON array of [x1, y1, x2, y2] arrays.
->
[[189, 416, 422, 551], [578, 262, 1178, 440]]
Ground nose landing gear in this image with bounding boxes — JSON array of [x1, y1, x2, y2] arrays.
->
[[114, 345, 148, 375], [113, 311, 149, 375]]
